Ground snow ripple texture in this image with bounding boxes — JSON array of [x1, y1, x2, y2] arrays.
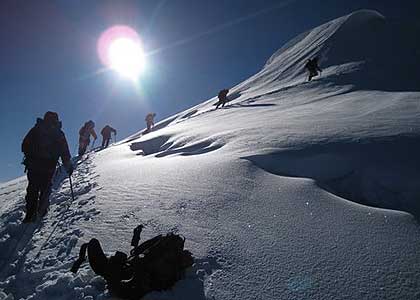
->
[[1, 9, 420, 300]]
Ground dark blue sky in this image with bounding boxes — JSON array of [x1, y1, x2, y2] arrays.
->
[[0, 0, 418, 182]]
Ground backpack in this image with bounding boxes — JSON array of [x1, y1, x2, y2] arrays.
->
[[71, 227, 193, 299], [79, 126, 90, 140], [127, 233, 193, 294], [22, 118, 63, 169]]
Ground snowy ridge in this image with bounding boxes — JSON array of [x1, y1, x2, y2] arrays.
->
[[128, 9, 419, 133], [1, 10, 420, 300], [239, 9, 418, 94]]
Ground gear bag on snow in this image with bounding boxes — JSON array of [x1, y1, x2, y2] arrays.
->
[[71, 225, 194, 299]]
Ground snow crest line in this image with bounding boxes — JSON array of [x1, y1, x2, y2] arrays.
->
[[243, 136, 420, 219]]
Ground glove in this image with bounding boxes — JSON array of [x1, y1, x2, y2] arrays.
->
[[64, 161, 74, 176]]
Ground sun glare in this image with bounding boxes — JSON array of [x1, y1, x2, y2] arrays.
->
[[108, 38, 145, 80], [98, 25, 146, 81]]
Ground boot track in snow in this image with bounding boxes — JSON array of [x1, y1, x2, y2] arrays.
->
[[0, 155, 101, 299]]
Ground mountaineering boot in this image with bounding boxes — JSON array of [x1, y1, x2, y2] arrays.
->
[[23, 198, 38, 223], [22, 209, 37, 223], [38, 202, 49, 218]]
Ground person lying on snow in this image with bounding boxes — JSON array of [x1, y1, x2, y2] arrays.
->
[[71, 225, 194, 299]]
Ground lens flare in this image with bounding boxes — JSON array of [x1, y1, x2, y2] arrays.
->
[[97, 25, 145, 81], [108, 38, 145, 80]]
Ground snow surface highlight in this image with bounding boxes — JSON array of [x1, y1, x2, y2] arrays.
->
[[1, 10, 420, 300]]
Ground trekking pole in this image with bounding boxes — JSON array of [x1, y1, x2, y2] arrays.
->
[[68, 174, 75, 202], [91, 139, 96, 151], [35, 172, 75, 259]]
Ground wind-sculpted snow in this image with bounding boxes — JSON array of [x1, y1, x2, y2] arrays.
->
[[1, 9, 420, 300], [244, 136, 420, 219], [130, 132, 225, 157], [89, 10, 420, 299], [130, 135, 172, 155], [121, 115, 179, 144]]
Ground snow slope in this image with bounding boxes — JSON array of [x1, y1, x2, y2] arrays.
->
[[1, 10, 420, 300]]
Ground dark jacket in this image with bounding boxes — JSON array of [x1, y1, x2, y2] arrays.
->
[[101, 126, 117, 139], [218, 89, 229, 102], [305, 58, 322, 73], [22, 118, 71, 171], [145, 113, 155, 124]]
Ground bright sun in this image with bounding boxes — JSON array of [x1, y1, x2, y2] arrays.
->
[[97, 25, 146, 81], [108, 38, 145, 80]]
